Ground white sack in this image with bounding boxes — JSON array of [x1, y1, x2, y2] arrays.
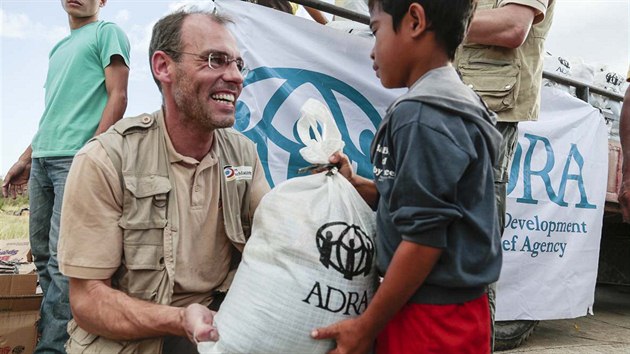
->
[[199, 100, 377, 354]]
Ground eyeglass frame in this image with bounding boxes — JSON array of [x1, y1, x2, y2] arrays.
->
[[166, 50, 249, 76]]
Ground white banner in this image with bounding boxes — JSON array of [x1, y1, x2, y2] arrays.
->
[[216, 0, 608, 321], [216, 0, 401, 187], [496, 87, 608, 320]]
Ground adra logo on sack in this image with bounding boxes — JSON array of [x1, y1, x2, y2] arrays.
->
[[302, 221, 375, 316], [316, 222, 374, 280]]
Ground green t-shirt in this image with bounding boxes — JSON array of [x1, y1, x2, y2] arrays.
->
[[31, 20, 130, 158]]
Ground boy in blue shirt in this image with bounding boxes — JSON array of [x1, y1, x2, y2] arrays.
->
[[312, 0, 502, 352]]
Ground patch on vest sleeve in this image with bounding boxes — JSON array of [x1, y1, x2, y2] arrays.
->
[[223, 165, 253, 181]]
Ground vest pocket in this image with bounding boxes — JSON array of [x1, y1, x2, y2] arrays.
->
[[119, 175, 171, 230], [119, 176, 170, 267], [67, 320, 97, 347], [66, 320, 125, 353], [458, 59, 520, 113]]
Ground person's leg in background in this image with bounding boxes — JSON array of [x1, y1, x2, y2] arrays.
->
[[29, 156, 74, 353], [489, 121, 519, 351]]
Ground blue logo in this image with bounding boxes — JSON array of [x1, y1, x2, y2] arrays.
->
[[235, 67, 383, 187]]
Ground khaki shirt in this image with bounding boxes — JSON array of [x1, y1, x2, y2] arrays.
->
[[59, 113, 269, 307], [454, 0, 555, 122]]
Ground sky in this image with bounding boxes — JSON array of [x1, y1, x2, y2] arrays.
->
[[1, 0, 629, 177]]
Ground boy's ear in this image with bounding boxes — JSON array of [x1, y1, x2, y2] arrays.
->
[[407, 3, 427, 39]]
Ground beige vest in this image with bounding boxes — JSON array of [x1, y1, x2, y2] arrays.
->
[[66, 110, 258, 353], [454, 0, 555, 122]]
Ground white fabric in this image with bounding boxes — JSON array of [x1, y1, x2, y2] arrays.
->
[[297, 99, 345, 164], [329, 0, 371, 36], [199, 101, 377, 353], [326, 20, 372, 38], [496, 87, 608, 320]]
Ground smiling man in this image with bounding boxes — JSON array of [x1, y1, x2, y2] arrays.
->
[[57, 9, 269, 353], [1, 1, 129, 352]]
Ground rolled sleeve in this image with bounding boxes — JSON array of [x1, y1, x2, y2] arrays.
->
[[59, 141, 124, 280], [387, 117, 469, 248], [98, 22, 131, 68], [499, 0, 548, 23]]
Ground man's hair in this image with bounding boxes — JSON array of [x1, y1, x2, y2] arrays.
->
[[368, 0, 477, 60], [149, 8, 233, 91]]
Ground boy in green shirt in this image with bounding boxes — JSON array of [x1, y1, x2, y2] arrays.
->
[[2, 1, 129, 352]]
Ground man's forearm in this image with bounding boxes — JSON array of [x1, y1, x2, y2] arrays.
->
[[305, 7, 328, 25], [94, 91, 127, 136], [70, 278, 185, 341], [466, 5, 535, 48]]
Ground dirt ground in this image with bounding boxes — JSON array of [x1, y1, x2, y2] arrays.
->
[[505, 284, 630, 353]]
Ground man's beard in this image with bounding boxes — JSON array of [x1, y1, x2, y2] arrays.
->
[[172, 70, 234, 131]]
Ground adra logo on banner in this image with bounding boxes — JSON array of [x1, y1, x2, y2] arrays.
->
[[235, 67, 382, 187], [507, 133, 596, 209]]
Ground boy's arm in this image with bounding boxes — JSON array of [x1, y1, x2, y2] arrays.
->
[[312, 241, 442, 354], [93, 55, 129, 136], [329, 152, 378, 208]]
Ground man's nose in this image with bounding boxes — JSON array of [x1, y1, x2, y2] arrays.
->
[[223, 61, 245, 84]]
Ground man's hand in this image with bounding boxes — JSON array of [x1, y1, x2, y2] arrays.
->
[[182, 303, 219, 343], [2, 159, 30, 199], [311, 317, 375, 354]]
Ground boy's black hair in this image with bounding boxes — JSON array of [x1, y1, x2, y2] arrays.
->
[[368, 0, 477, 60]]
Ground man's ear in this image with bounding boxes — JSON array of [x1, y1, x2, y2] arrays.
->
[[407, 3, 428, 39], [152, 51, 174, 87]]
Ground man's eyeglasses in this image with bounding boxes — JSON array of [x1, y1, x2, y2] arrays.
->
[[171, 50, 248, 76]]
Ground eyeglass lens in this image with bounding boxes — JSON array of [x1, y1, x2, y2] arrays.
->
[[209, 52, 246, 74]]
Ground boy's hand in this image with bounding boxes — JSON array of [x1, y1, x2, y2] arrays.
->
[[311, 317, 375, 354], [2, 160, 30, 199], [329, 152, 355, 183]]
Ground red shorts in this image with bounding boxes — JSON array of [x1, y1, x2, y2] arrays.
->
[[376, 294, 490, 354]]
